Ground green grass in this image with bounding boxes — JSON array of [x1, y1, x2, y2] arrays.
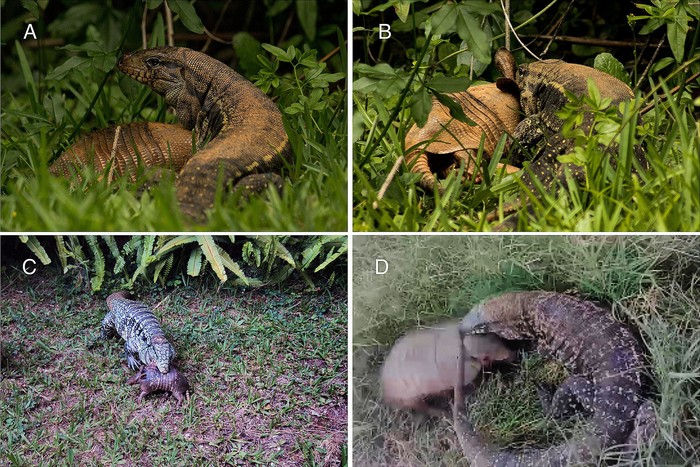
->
[[1, 30, 347, 232], [1, 270, 347, 465], [352, 235, 700, 465], [353, 74, 699, 232]]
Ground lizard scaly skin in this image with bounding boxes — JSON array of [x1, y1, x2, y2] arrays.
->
[[453, 291, 654, 466], [100, 291, 175, 374], [116, 46, 291, 221]]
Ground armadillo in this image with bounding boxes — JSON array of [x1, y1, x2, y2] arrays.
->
[[380, 321, 516, 415], [127, 363, 190, 404]]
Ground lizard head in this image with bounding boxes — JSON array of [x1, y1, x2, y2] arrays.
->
[[459, 293, 535, 341], [149, 335, 175, 374], [118, 47, 185, 107]]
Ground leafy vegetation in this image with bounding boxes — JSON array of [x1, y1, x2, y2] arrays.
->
[[353, 0, 699, 231], [353, 235, 700, 464], [16, 234, 347, 291], [1, 0, 347, 231]]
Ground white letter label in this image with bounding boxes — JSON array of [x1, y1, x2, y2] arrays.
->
[[23, 259, 37, 275], [24, 24, 37, 40], [375, 259, 388, 275], [379, 24, 391, 40]]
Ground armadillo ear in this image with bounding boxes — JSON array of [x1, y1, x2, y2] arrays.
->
[[497, 77, 520, 98]]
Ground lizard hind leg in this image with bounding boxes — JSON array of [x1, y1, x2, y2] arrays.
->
[[231, 173, 284, 198], [540, 375, 595, 420], [176, 150, 284, 222]]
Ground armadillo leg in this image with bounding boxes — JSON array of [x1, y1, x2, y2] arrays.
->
[[453, 150, 479, 178], [408, 152, 441, 193]]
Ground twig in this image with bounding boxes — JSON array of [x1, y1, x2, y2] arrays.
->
[[202, 0, 232, 53], [164, 1, 174, 47], [542, 0, 574, 55], [107, 126, 122, 184], [640, 70, 700, 115], [635, 37, 665, 93], [521, 34, 667, 49], [319, 45, 341, 64], [500, 0, 541, 61], [141, 4, 148, 49], [504, 0, 510, 50], [373, 156, 404, 209], [277, 8, 294, 47]]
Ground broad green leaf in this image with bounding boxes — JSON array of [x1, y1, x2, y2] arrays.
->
[[45, 56, 91, 81], [268, 0, 293, 17], [167, 0, 205, 34], [218, 248, 249, 285], [593, 53, 631, 86], [460, 0, 502, 15], [433, 90, 475, 126], [430, 4, 457, 36], [262, 43, 292, 62], [21, 236, 51, 265], [410, 88, 432, 128], [233, 32, 263, 75], [156, 235, 197, 257], [427, 76, 470, 93], [667, 8, 689, 62], [394, 1, 410, 22], [20, 0, 40, 19], [187, 248, 202, 276], [197, 236, 227, 282], [296, 0, 317, 40], [86, 236, 104, 291], [456, 6, 491, 65]]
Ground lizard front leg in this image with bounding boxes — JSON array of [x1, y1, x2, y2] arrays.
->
[[124, 340, 142, 371]]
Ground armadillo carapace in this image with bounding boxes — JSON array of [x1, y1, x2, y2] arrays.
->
[[381, 320, 516, 415], [405, 83, 521, 192], [127, 363, 190, 404]]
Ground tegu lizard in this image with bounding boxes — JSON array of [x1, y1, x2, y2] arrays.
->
[[99, 291, 175, 374], [381, 320, 516, 416], [452, 292, 656, 466], [52, 47, 291, 222], [490, 48, 642, 230], [405, 83, 521, 192]]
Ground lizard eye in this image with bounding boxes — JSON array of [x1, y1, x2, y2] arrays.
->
[[146, 57, 161, 68]]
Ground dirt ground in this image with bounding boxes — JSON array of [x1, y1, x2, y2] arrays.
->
[[1, 267, 347, 465]]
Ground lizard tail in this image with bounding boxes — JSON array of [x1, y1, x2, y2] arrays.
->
[[176, 129, 290, 222]]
